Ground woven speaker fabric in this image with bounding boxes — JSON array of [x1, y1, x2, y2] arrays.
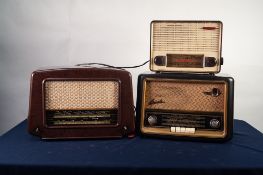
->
[[152, 22, 221, 52], [45, 81, 119, 110], [145, 80, 225, 112]]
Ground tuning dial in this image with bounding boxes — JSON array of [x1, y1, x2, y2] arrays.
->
[[203, 88, 221, 97], [210, 119, 220, 129], [211, 88, 221, 97], [147, 115, 158, 126]]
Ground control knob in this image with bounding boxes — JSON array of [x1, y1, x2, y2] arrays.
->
[[210, 119, 220, 129], [148, 115, 158, 126]]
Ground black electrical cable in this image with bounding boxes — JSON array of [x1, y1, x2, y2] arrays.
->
[[75, 60, 149, 69]]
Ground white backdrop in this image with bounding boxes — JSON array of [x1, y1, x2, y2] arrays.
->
[[0, 0, 263, 135]]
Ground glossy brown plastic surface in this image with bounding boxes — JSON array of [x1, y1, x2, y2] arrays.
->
[[28, 67, 135, 139]]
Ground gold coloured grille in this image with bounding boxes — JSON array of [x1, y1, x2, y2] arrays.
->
[[45, 81, 119, 110], [145, 80, 225, 113]]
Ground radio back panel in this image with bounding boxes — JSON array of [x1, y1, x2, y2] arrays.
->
[[150, 21, 223, 73]]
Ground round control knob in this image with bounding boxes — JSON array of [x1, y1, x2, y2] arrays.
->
[[154, 56, 166, 66], [211, 88, 221, 97], [205, 57, 217, 67], [147, 115, 158, 126], [210, 119, 220, 129]]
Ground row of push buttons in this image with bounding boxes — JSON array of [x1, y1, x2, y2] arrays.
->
[[170, 127, 195, 133]]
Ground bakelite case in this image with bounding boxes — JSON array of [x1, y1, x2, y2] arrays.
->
[[28, 67, 135, 139], [136, 73, 234, 142], [150, 20, 223, 73]]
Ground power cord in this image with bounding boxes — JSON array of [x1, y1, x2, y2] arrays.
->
[[75, 60, 149, 70]]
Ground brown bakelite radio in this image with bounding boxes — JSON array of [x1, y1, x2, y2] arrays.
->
[[150, 20, 223, 73], [28, 67, 135, 139], [136, 73, 234, 141]]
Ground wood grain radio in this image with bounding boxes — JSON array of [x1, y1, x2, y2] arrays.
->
[[150, 21, 223, 73], [28, 67, 135, 139], [136, 73, 234, 141]]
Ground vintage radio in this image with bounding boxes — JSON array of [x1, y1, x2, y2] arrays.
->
[[136, 73, 234, 141], [150, 20, 223, 73], [28, 67, 135, 139]]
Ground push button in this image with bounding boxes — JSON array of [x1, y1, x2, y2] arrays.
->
[[171, 127, 196, 133]]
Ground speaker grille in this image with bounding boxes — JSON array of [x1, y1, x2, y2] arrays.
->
[[45, 81, 119, 110], [145, 80, 225, 112], [152, 22, 221, 52]]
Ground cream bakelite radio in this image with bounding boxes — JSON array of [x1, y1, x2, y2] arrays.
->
[[150, 21, 223, 73]]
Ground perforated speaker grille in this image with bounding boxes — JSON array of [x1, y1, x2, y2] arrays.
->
[[145, 80, 225, 112], [152, 21, 221, 53], [45, 81, 119, 110]]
